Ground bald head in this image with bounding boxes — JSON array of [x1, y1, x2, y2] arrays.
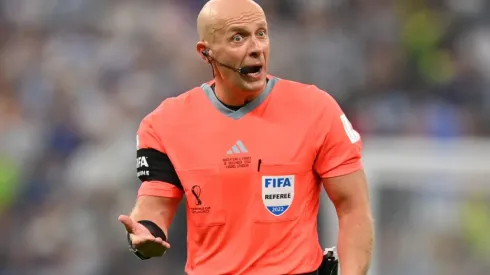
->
[[197, 0, 265, 43], [196, 0, 270, 95]]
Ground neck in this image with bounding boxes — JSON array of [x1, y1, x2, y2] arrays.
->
[[214, 78, 265, 107]]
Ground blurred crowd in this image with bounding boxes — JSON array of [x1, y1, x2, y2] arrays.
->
[[1, 0, 490, 274]]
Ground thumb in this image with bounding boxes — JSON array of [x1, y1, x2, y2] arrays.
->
[[118, 215, 136, 233]]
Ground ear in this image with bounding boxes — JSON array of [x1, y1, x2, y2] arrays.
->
[[196, 42, 210, 63]]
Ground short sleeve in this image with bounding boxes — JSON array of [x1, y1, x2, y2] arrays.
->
[[313, 89, 363, 178], [136, 113, 183, 199]]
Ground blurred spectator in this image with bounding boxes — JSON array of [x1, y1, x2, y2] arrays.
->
[[1, 0, 490, 274]]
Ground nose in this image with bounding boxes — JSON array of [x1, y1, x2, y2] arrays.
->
[[248, 37, 262, 59]]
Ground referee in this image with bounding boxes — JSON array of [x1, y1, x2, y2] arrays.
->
[[118, 0, 374, 274]]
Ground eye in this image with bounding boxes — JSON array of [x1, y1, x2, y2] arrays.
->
[[257, 30, 267, 37], [232, 34, 243, 42]]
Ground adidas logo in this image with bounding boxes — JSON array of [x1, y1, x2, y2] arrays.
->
[[226, 140, 248, 154]]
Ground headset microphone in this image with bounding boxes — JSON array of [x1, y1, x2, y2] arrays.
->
[[202, 49, 261, 75], [237, 66, 260, 75]]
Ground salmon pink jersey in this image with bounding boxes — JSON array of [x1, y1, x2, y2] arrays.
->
[[135, 77, 363, 275]]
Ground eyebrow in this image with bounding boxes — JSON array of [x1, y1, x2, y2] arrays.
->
[[227, 26, 247, 33], [227, 21, 267, 33]]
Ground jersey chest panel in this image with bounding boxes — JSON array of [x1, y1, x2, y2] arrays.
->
[[164, 114, 319, 191]]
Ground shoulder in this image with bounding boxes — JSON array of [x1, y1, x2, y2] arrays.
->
[[137, 86, 204, 148], [275, 77, 339, 111], [141, 86, 204, 125]]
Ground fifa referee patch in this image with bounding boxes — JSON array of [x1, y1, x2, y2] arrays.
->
[[261, 175, 294, 216]]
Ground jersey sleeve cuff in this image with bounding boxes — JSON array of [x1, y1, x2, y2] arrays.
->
[[321, 160, 363, 178], [138, 181, 184, 199]]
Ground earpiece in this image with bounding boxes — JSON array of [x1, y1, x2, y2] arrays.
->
[[202, 49, 212, 64]]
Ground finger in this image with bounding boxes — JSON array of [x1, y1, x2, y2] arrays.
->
[[118, 215, 136, 233], [154, 238, 171, 249], [144, 240, 170, 254], [131, 234, 157, 247], [136, 238, 170, 252], [161, 241, 171, 249], [151, 241, 170, 253]]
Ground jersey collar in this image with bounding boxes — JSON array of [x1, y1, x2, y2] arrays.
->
[[200, 76, 279, 120]]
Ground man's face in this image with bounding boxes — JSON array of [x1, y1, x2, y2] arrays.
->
[[213, 15, 270, 92]]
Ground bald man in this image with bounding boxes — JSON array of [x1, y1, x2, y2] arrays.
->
[[118, 1, 373, 275]]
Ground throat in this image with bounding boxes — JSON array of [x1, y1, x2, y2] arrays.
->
[[211, 84, 246, 110], [211, 78, 269, 111], [221, 101, 243, 111]]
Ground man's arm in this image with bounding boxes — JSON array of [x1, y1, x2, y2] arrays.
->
[[310, 86, 373, 274], [132, 107, 184, 235], [119, 107, 184, 258], [323, 170, 374, 275]]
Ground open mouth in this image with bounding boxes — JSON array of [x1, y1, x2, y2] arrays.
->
[[241, 65, 263, 77]]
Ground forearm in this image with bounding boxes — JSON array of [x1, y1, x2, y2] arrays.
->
[[337, 210, 374, 275], [130, 206, 168, 234], [129, 196, 179, 236]]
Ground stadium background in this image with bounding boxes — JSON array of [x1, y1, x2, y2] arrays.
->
[[1, 0, 490, 274]]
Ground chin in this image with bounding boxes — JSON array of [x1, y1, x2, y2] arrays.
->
[[240, 76, 267, 92]]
